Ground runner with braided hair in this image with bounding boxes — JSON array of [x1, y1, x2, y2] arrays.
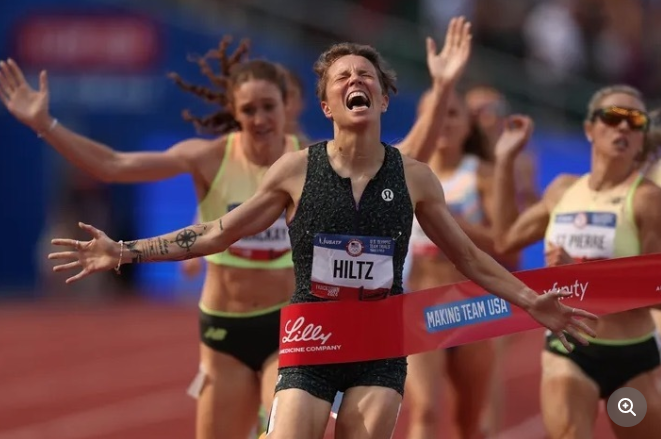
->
[[1, 35, 302, 439]]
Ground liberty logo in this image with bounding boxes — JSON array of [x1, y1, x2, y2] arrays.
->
[[381, 189, 394, 202]]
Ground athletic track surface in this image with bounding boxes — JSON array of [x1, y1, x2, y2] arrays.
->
[[0, 298, 620, 439]]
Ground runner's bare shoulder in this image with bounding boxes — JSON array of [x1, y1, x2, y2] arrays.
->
[[278, 147, 309, 172], [542, 173, 580, 209], [266, 148, 310, 192], [400, 153, 435, 181], [170, 135, 227, 168], [400, 154, 441, 204]]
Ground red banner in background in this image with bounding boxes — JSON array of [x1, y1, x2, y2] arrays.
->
[[12, 13, 161, 73], [278, 254, 661, 367]]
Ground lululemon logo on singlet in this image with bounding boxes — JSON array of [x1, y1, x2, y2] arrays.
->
[[381, 188, 394, 202]]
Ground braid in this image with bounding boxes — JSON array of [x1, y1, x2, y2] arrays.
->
[[169, 35, 251, 135]]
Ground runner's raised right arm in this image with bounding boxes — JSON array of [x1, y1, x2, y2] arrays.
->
[[0, 59, 200, 183]]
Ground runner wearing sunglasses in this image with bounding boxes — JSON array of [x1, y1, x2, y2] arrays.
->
[[492, 84, 661, 438]]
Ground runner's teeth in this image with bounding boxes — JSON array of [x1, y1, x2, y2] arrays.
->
[[347, 91, 369, 109]]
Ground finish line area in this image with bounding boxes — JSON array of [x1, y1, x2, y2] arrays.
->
[[0, 297, 633, 439]]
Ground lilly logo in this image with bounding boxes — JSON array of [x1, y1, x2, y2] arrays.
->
[[282, 317, 332, 346]]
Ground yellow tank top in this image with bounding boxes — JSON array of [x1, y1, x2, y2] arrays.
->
[[544, 173, 642, 262], [198, 132, 300, 268]]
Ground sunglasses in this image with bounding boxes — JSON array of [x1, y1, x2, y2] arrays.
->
[[591, 106, 649, 131]]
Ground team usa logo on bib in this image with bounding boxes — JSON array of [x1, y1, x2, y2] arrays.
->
[[346, 239, 365, 257], [226, 203, 291, 261], [310, 234, 395, 301], [573, 212, 588, 228]]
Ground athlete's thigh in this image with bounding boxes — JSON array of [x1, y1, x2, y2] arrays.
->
[[196, 344, 261, 439], [610, 369, 661, 439], [404, 350, 445, 414], [540, 351, 600, 439], [446, 340, 495, 403], [335, 385, 403, 439], [266, 388, 332, 439], [446, 341, 495, 436]]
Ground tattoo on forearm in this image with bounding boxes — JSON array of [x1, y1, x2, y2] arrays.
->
[[173, 224, 209, 251], [125, 240, 143, 264], [219, 218, 224, 231], [127, 224, 210, 263]]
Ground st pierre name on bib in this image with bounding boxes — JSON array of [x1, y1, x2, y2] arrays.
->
[[549, 211, 616, 261], [227, 203, 291, 260], [311, 234, 394, 301]]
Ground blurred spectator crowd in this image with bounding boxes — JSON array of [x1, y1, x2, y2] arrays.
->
[[358, 0, 659, 95]]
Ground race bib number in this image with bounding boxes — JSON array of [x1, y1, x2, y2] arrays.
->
[[311, 234, 394, 301], [227, 203, 291, 261], [548, 212, 616, 262]]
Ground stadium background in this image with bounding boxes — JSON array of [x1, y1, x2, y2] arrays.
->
[[1, 0, 658, 437]]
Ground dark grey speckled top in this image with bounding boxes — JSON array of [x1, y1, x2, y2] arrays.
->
[[288, 141, 414, 304]]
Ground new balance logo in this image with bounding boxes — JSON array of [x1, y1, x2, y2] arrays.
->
[[204, 327, 228, 341]]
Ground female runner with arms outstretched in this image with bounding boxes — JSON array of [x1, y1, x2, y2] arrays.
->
[[46, 34, 596, 439], [2, 18, 485, 438]]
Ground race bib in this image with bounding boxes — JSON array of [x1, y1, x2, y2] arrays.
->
[[227, 203, 291, 261], [310, 234, 394, 301], [548, 211, 616, 262]]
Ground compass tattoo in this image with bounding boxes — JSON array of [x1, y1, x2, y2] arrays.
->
[[175, 229, 198, 251]]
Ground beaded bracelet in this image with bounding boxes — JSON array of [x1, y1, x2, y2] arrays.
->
[[37, 118, 59, 138], [114, 240, 124, 274]]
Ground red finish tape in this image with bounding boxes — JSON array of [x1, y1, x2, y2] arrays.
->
[[278, 254, 661, 367]]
